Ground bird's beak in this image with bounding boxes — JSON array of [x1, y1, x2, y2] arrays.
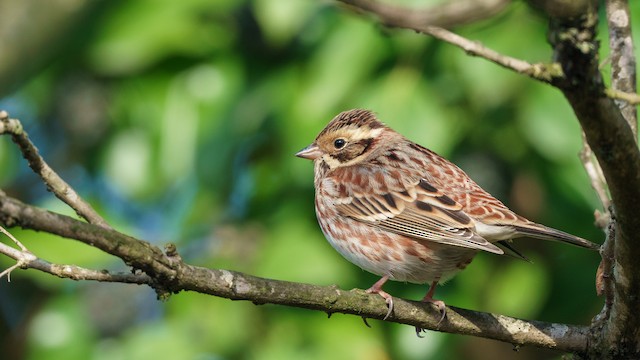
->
[[295, 143, 322, 160]]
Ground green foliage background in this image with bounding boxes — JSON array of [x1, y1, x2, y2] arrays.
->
[[3, 0, 632, 359]]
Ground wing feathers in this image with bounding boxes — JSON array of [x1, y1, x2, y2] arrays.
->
[[334, 175, 503, 254]]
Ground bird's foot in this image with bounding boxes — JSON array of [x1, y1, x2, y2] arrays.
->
[[414, 299, 446, 337], [366, 286, 394, 320], [365, 275, 393, 320], [414, 281, 446, 336]]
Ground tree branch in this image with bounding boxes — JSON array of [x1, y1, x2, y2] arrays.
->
[[0, 225, 150, 284], [337, 0, 640, 109], [546, 6, 640, 357], [580, 0, 637, 227], [605, 88, 640, 106], [606, 0, 637, 132], [337, 0, 562, 83], [180, 265, 590, 353], [0, 111, 110, 229], [0, 192, 589, 352], [578, 133, 611, 215], [0, 191, 176, 285]]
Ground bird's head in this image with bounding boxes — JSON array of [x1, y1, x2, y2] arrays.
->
[[296, 109, 396, 170]]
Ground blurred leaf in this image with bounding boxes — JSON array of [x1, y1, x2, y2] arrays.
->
[[253, 0, 317, 46], [485, 256, 550, 317], [27, 295, 96, 360], [294, 14, 388, 118], [89, 0, 238, 75], [255, 203, 355, 286], [358, 65, 464, 154], [518, 84, 583, 162]]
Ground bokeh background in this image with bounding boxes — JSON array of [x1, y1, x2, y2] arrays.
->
[[2, 0, 632, 359]]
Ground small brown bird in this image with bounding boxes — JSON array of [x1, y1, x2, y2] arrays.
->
[[296, 109, 598, 325]]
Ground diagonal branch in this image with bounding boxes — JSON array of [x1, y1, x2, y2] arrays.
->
[[578, 133, 611, 215], [0, 193, 589, 352], [0, 111, 110, 229], [336, 0, 640, 108], [0, 225, 150, 284], [337, 0, 561, 83], [0, 192, 175, 283]]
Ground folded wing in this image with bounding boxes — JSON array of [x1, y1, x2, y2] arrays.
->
[[335, 176, 504, 254]]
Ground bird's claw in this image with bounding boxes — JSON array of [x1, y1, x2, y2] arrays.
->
[[365, 284, 394, 320], [431, 299, 446, 325], [361, 316, 371, 328], [382, 295, 394, 320], [414, 298, 446, 337]]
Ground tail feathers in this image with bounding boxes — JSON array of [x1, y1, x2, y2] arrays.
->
[[514, 224, 600, 250], [496, 240, 532, 262]]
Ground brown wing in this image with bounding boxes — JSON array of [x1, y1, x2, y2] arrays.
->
[[404, 141, 526, 226], [334, 174, 504, 255]]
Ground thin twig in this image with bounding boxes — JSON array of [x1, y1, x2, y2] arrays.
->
[[579, 133, 611, 215], [0, 225, 37, 282], [0, 226, 149, 284], [0, 222, 28, 251], [337, 0, 563, 83], [0, 111, 111, 229], [605, 88, 640, 106], [0, 262, 20, 282]]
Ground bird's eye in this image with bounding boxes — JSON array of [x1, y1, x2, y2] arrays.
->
[[334, 139, 346, 149]]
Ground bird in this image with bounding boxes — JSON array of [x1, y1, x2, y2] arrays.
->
[[295, 109, 599, 328]]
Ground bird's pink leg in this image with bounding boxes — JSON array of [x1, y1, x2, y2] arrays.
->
[[416, 281, 446, 337], [422, 280, 446, 323], [365, 275, 394, 320]]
